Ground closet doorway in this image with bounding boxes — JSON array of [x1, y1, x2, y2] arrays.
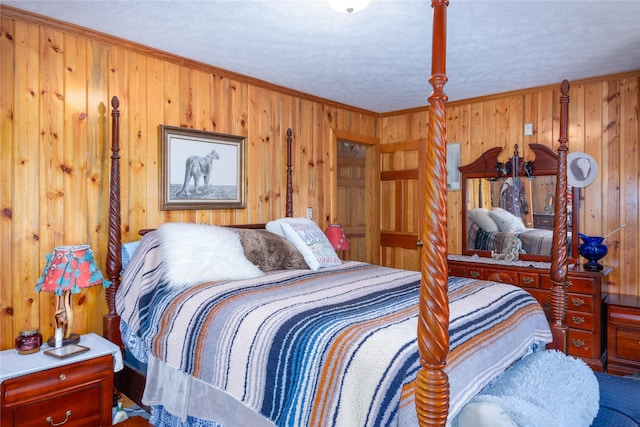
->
[[333, 131, 379, 264]]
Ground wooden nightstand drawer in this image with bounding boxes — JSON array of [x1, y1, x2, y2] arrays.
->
[[11, 381, 103, 427], [606, 294, 640, 376], [2, 355, 112, 404], [614, 328, 640, 362]]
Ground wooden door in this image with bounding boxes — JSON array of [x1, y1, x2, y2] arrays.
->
[[380, 139, 426, 271], [332, 130, 380, 265], [337, 143, 367, 261]]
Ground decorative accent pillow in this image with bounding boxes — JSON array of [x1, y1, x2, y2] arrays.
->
[[121, 240, 141, 270], [468, 208, 500, 232], [157, 222, 264, 289], [233, 228, 308, 271], [266, 218, 341, 271], [489, 207, 527, 232]]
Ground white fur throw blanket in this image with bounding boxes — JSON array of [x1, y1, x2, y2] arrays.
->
[[157, 223, 264, 289], [453, 350, 599, 427]]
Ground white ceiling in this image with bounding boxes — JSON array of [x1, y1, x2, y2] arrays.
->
[[5, 0, 640, 113]]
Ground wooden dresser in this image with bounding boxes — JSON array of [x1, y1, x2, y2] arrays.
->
[[448, 256, 608, 371]]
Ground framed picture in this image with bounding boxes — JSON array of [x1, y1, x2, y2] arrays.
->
[[446, 142, 461, 191], [160, 125, 246, 210]]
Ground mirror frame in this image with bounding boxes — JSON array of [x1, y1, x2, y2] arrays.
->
[[460, 143, 579, 265]]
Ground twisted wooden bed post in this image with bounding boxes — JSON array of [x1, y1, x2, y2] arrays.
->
[[416, 1, 450, 426], [103, 96, 123, 350], [286, 128, 293, 218], [548, 80, 570, 353]]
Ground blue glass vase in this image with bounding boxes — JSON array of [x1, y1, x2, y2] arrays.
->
[[578, 234, 607, 272]]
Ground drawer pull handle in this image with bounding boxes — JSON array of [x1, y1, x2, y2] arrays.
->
[[570, 297, 585, 307], [46, 410, 72, 426], [571, 339, 585, 348], [571, 316, 585, 325], [470, 271, 480, 278], [521, 277, 534, 285], [58, 374, 66, 381]]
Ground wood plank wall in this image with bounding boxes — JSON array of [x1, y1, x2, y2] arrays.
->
[[1, 7, 638, 350], [0, 8, 378, 349], [381, 71, 639, 299]]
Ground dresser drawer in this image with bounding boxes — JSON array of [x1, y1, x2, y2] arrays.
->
[[448, 264, 466, 277], [568, 329, 595, 358], [519, 272, 539, 288], [566, 310, 594, 331], [485, 270, 517, 285], [567, 293, 593, 313], [540, 274, 596, 294]]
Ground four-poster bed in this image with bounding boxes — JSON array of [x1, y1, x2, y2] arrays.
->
[[102, 1, 572, 426]]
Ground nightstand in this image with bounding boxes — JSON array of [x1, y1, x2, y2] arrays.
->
[[606, 294, 640, 376], [1, 333, 123, 426]]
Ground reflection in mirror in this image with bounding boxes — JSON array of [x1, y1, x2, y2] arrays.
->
[[461, 144, 579, 264]]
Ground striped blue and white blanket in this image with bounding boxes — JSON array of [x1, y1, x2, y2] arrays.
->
[[117, 232, 552, 426]]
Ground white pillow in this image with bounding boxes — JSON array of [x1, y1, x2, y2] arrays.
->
[[121, 240, 141, 270], [468, 208, 500, 232], [268, 218, 341, 271], [157, 223, 264, 289], [489, 208, 526, 232]]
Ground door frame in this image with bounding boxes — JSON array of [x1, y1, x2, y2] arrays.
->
[[330, 129, 380, 265]]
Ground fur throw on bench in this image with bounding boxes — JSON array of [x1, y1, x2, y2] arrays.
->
[[453, 350, 599, 427]]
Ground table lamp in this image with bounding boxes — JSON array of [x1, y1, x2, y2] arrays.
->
[[35, 244, 110, 346], [325, 224, 351, 251]]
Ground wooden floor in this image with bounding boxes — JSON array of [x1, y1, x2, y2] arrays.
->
[[117, 394, 150, 426], [117, 415, 150, 426]]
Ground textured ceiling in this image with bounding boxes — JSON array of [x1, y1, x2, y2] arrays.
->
[[4, 0, 640, 113]]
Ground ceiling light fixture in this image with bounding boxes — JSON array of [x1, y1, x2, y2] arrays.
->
[[328, 0, 372, 14]]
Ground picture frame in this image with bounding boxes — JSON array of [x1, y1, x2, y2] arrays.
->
[[44, 344, 90, 359], [446, 142, 461, 191], [160, 125, 246, 210]]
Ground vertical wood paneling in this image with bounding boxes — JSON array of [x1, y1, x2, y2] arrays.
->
[[0, 17, 16, 346], [12, 21, 41, 338], [1, 10, 638, 349], [163, 61, 182, 226], [619, 77, 638, 296], [63, 32, 90, 333], [38, 27, 65, 336], [84, 38, 110, 334], [582, 81, 603, 237], [603, 80, 622, 285], [145, 57, 164, 230], [127, 51, 148, 242]]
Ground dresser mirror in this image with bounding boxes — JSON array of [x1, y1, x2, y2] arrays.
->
[[460, 143, 579, 264]]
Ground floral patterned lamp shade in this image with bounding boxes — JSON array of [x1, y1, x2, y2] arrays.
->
[[35, 245, 110, 344], [324, 224, 351, 251]]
